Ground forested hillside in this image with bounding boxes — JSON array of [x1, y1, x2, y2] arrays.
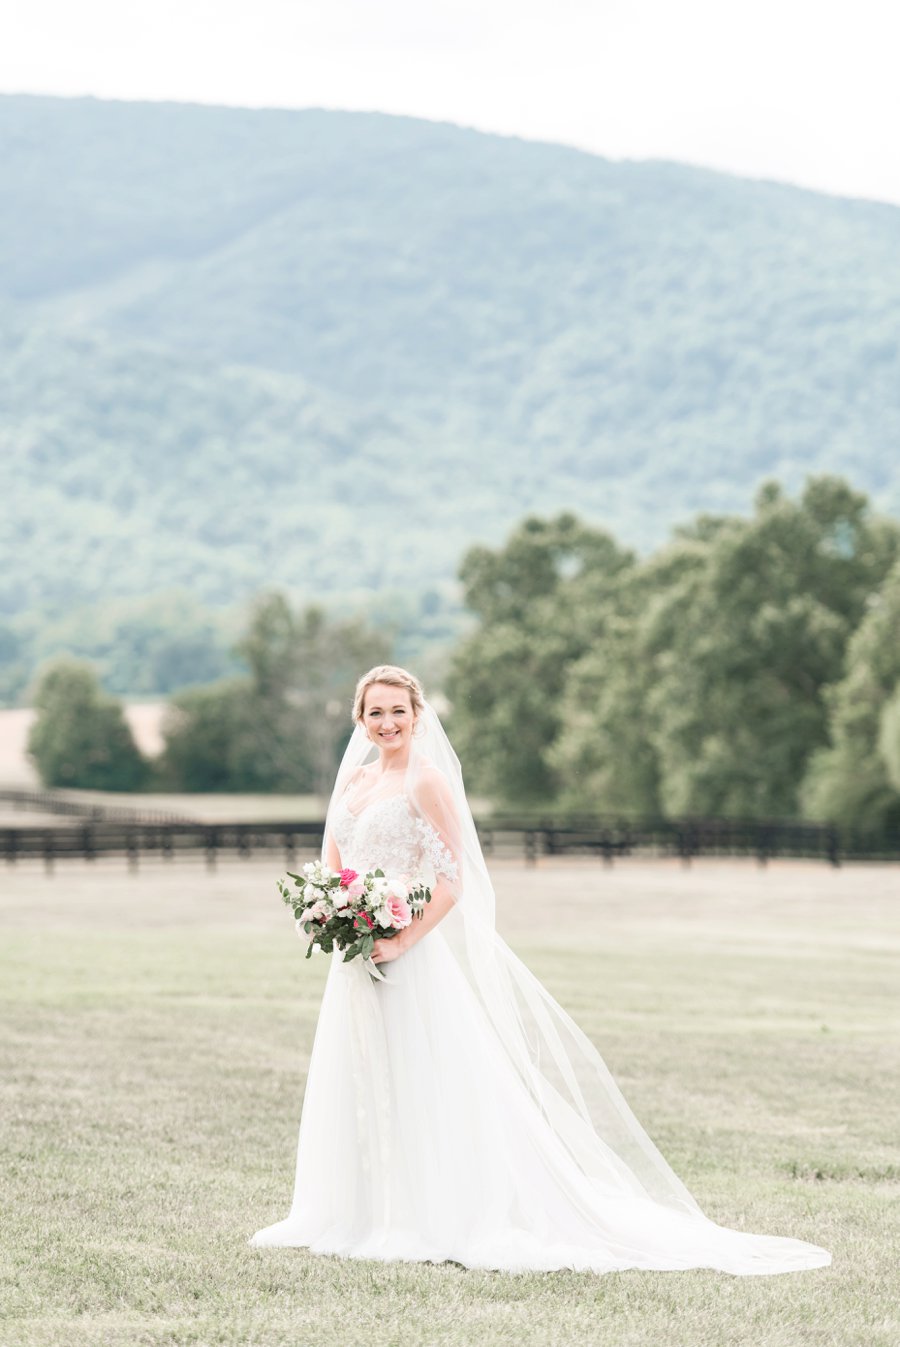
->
[[2, 93, 899, 698]]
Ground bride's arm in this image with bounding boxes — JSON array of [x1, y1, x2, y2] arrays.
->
[[323, 764, 368, 872], [324, 830, 342, 872], [393, 873, 456, 954]]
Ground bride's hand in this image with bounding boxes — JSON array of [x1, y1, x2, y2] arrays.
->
[[370, 931, 409, 965]]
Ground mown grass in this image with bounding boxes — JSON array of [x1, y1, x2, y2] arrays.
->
[[1, 856, 897, 1347]]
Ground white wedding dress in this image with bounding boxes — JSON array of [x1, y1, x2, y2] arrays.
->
[[249, 734, 832, 1277]]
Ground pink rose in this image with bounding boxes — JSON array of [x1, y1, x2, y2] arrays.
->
[[386, 896, 412, 930], [347, 880, 365, 898], [339, 869, 359, 887]]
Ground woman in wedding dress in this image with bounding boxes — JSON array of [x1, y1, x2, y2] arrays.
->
[[249, 665, 831, 1276]]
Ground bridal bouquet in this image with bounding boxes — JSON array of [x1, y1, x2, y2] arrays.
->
[[278, 861, 431, 981]]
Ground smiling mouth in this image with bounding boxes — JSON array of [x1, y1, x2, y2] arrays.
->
[[380, 730, 400, 739]]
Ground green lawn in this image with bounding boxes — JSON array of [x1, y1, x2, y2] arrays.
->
[[1, 856, 897, 1347]]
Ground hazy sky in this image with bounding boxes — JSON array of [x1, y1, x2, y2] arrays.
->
[[4, 0, 900, 207]]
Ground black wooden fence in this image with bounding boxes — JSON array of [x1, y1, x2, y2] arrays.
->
[[2, 811, 899, 871], [0, 819, 322, 870], [477, 815, 897, 866]]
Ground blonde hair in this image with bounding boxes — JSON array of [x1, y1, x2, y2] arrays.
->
[[352, 664, 425, 725]]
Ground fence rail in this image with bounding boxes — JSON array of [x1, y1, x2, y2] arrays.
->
[[2, 813, 899, 871], [0, 787, 193, 825]]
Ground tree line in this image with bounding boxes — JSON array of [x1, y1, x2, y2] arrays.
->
[[26, 475, 900, 829], [27, 596, 389, 796], [445, 476, 900, 831]]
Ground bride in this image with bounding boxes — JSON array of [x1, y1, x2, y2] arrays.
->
[[249, 665, 831, 1275]]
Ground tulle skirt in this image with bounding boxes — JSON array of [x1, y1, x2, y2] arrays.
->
[[249, 930, 831, 1276]]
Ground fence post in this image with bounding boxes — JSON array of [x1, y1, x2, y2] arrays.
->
[[826, 825, 840, 868], [237, 825, 251, 860], [756, 824, 769, 868], [524, 830, 537, 866], [205, 827, 218, 871], [43, 830, 55, 874], [678, 825, 693, 867]]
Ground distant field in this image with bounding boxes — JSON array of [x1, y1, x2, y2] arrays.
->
[[0, 703, 328, 821], [0, 790, 329, 825], [1, 857, 898, 1347]]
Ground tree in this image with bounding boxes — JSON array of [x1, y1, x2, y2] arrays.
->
[[878, 689, 900, 796], [156, 679, 279, 792], [27, 658, 148, 790], [640, 477, 900, 817], [548, 539, 711, 815], [159, 593, 391, 793], [446, 514, 636, 805], [235, 594, 392, 797], [454, 479, 900, 818], [801, 557, 900, 829]]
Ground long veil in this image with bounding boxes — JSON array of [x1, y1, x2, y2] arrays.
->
[[322, 699, 705, 1218]]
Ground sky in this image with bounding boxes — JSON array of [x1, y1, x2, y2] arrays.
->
[[3, 0, 900, 208]]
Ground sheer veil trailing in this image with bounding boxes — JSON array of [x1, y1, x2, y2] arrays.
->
[[323, 698, 706, 1219]]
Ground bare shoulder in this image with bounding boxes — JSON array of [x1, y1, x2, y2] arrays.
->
[[413, 763, 456, 806], [339, 762, 374, 796]]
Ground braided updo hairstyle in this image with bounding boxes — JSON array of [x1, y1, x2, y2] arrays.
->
[[352, 664, 426, 726]]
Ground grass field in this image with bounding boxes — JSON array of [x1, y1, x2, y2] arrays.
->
[[1, 855, 898, 1347]]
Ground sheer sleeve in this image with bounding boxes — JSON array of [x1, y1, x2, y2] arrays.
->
[[409, 765, 463, 903]]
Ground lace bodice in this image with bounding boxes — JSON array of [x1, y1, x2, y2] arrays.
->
[[331, 791, 458, 886]]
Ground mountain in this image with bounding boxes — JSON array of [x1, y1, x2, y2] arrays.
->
[[1, 92, 899, 690]]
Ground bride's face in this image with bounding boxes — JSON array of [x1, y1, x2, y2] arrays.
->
[[362, 683, 417, 755]]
